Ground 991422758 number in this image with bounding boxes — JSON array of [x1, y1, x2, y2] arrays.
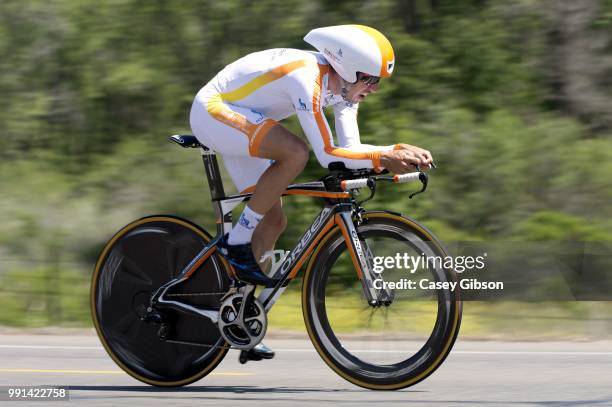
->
[[2, 386, 69, 400]]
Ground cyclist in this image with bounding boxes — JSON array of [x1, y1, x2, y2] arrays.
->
[[191, 24, 433, 280], [189, 25, 432, 359]]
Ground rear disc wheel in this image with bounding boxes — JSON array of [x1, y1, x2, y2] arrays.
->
[[91, 215, 231, 387]]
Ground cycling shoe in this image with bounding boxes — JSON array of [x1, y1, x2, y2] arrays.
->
[[217, 235, 280, 287], [239, 342, 275, 364]]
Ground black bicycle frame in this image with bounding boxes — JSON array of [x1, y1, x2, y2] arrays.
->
[[150, 141, 383, 323]]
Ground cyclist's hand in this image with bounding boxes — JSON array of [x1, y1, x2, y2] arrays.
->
[[380, 149, 422, 174], [394, 144, 434, 168]]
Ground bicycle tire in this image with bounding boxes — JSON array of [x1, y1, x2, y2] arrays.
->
[[91, 215, 231, 387], [302, 211, 462, 390]]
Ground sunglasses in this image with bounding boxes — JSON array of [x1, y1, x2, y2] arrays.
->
[[358, 74, 380, 85]]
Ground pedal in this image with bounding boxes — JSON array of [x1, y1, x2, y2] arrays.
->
[[239, 350, 260, 364], [238, 345, 275, 364]]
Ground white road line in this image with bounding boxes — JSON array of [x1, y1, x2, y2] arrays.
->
[[268, 349, 612, 355], [0, 345, 100, 350], [0, 344, 611, 355], [453, 351, 612, 356], [0, 368, 252, 376]]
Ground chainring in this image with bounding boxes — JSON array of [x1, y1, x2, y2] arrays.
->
[[217, 292, 267, 350]]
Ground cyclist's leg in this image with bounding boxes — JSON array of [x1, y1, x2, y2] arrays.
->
[[246, 124, 309, 215], [192, 92, 307, 218], [223, 134, 299, 270], [215, 156, 283, 361], [191, 89, 308, 216], [221, 160, 287, 270], [203, 121, 307, 253], [252, 199, 287, 271], [236, 125, 307, 271], [191, 96, 306, 283], [191, 96, 286, 359], [222, 155, 273, 195]]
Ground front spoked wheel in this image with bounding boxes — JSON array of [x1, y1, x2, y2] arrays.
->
[[302, 211, 462, 390], [91, 215, 232, 387]]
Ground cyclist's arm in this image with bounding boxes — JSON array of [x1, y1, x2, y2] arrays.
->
[[333, 101, 399, 153], [289, 70, 385, 169]]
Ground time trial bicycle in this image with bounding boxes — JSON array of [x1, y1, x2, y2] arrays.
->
[[90, 134, 462, 390]]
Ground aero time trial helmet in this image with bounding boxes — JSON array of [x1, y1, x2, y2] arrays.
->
[[304, 25, 395, 83]]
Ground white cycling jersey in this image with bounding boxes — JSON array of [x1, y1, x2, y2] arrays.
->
[[190, 48, 397, 192]]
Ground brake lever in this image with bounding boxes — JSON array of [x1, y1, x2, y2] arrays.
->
[[408, 165, 430, 199], [356, 177, 377, 206]]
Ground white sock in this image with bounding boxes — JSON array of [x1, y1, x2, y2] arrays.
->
[[228, 205, 264, 245]]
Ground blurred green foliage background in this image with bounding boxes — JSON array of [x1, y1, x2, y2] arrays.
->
[[0, 0, 611, 333]]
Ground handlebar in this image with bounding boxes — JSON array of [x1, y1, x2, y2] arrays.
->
[[324, 162, 434, 200], [340, 171, 422, 189]]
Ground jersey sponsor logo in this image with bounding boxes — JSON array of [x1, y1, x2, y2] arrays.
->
[[336, 48, 343, 57], [297, 98, 309, 111], [250, 109, 265, 124], [238, 213, 255, 230]]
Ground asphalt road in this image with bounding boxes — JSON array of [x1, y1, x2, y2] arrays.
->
[[0, 332, 611, 407]]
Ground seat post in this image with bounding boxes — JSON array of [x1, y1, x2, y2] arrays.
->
[[200, 148, 232, 236], [200, 148, 226, 201], [170, 134, 229, 233]]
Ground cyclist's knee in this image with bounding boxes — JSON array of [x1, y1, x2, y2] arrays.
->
[[274, 136, 307, 162], [258, 125, 309, 168]]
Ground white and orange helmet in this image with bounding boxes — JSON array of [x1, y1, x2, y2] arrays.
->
[[304, 25, 395, 83]]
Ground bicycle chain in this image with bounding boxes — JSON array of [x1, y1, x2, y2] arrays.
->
[[165, 292, 227, 297], [165, 285, 243, 298], [164, 338, 230, 350], [161, 287, 246, 350]]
